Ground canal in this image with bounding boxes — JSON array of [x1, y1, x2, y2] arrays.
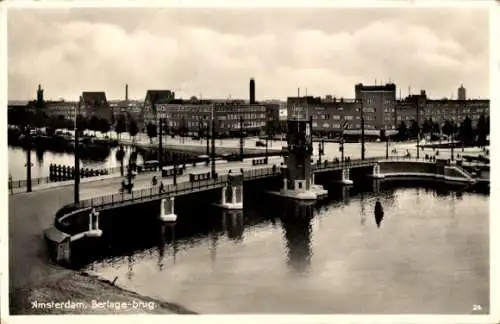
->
[[80, 181, 489, 314], [9, 135, 477, 180]]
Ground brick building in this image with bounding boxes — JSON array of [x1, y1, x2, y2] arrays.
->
[[153, 101, 267, 137], [79, 92, 112, 122]]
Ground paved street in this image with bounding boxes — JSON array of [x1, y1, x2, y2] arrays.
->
[[12, 156, 283, 199]]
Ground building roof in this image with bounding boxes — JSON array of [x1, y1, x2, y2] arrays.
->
[[81, 92, 108, 107], [145, 90, 174, 104], [8, 100, 29, 107]]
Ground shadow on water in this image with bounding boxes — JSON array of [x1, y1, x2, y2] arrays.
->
[[74, 178, 486, 273]]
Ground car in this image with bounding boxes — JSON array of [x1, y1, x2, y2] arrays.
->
[[255, 140, 266, 147]]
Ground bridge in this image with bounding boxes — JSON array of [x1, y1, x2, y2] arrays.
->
[[43, 102, 487, 266]]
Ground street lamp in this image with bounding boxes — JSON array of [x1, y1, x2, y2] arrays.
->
[[24, 123, 33, 193], [239, 116, 245, 159], [205, 116, 210, 156], [74, 100, 81, 203], [359, 98, 365, 160]]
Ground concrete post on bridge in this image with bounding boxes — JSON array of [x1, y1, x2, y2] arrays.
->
[[371, 163, 385, 179], [271, 102, 326, 200], [87, 208, 103, 238], [160, 197, 177, 222], [220, 171, 244, 209], [338, 168, 353, 185]]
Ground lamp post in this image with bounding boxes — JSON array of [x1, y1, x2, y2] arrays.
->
[[360, 98, 365, 160], [205, 116, 210, 156], [385, 131, 389, 159], [74, 101, 81, 203], [158, 116, 163, 169], [25, 124, 32, 193], [239, 116, 244, 159], [318, 138, 324, 164], [211, 116, 216, 178], [416, 100, 420, 159]]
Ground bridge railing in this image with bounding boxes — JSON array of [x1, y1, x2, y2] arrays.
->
[[74, 165, 280, 210]]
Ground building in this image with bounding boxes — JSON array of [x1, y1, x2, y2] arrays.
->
[[458, 85, 466, 101], [79, 92, 112, 122], [286, 83, 488, 138], [153, 101, 267, 137], [355, 83, 397, 130], [395, 88, 489, 128], [142, 90, 176, 128]]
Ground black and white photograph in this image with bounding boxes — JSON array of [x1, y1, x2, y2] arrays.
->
[[3, 0, 497, 322]]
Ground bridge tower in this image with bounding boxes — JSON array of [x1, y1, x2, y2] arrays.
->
[[220, 171, 244, 209], [277, 100, 326, 200]]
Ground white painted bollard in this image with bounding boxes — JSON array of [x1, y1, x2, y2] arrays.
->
[[221, 187, 227, 205], [87, 208, 103, 238], [340, 168, 353, 185], [372, 163, 385, 179], [160, 197, 177, 222], [283, 178, 288, 192]]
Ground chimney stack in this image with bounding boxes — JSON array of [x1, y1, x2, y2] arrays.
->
[[249, 78, 255, 104], [125, 84, 129, 102]]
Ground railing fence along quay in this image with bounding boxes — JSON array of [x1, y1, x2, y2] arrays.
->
[[73, 166, 279, 211]]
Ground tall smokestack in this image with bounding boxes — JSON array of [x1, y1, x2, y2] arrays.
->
[[249, 78, 255, 104], [125, 84, 129, 101]]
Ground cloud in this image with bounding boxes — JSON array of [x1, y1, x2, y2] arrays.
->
[[8, 7, 489, 101]]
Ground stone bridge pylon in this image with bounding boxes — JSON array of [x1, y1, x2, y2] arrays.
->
[[269, 101, 327, 201]]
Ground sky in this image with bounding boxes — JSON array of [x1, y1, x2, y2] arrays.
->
[[7, 6, 490, 101]]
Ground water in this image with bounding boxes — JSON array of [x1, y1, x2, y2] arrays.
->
[[7, 146, 139, 180], [8, 133, 485, 181], [83, 182, 489, 314]]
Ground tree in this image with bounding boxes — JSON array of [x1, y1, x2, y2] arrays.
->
[[115, 115, 127, 141], [76, 115, 88, 134], [475, 114, 488, 147], [442, 120, 454, 138], [422, 118, 433, 136], [128, 118, 139, 145], [397, 121, 408, 140], [409, 120, 420, 139], [146, 122, 157, 144], [459, 116, 473, 145], [88, 115, 100, 136], [98, 118, 111, 136]]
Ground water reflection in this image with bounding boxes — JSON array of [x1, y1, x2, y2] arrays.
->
[[374, 200, 384, 228], [360, 190, 366, 226], [35, 147, 45, 166], [280, 202, 314, 273], [222, 210, 244, 242], [209, 232, 218, 264]]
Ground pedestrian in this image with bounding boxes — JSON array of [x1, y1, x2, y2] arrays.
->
[[159, 181, 164, 193], [9, 174, 13, 195]]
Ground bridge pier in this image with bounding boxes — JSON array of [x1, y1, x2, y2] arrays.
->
[[160, 197, 177, 222], [338, 168, 354, 185], [86, 208, 103, 238], [220, 171, 243, 209], [371, 163, 385, 179]]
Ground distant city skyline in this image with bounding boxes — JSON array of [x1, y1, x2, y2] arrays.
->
[[8, 6, 490, 101]]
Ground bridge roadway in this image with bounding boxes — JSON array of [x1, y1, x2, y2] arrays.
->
[[12, 156, 282, 197], [72, 157, 383, 212]]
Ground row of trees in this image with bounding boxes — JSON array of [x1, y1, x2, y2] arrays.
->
[[397, 114, 489, 146]]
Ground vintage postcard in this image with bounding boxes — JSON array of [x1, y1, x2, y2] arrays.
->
[[1, 0, 497, 324]]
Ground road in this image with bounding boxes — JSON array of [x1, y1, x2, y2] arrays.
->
[[11, 156, 283, 199], [78, 157, 282, 200]]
